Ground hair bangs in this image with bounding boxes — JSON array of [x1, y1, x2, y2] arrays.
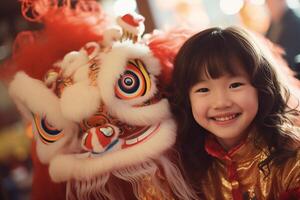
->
[[200, 50, 239, 80], [191, 35, 242, 82], [178, 27, 258, 93]]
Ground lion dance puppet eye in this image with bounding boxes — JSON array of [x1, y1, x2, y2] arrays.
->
[[115, 59, 151, 99], [33, 114, 64, 144]]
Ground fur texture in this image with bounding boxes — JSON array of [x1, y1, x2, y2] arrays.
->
[[9, 72, 72, 129], [49, 119, 176, 182], [60, 82, 101, 122]]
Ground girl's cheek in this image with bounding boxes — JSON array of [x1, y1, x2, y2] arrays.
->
[[193, 104, 206, 121]]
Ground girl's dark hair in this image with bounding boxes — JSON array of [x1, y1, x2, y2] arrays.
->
[[169, 26, 300, 190]]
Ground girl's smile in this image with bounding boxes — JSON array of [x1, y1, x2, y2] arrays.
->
[[209, 112, 241, 125]]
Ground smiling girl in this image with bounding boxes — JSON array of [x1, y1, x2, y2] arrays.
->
[[170, 27, 300, 199]]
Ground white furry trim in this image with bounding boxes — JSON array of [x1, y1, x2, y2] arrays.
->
[[66, 174, 126, 200], [60, 82, 101, 122], [73, 65, 89, 82], [138, 52, 161, 76], [100, 41, 161, 76], [112, 161, 160, 198], [102, 27, 122, 48], [97, 42, 167, 125], [106, 98, 171, 126], [35, 125, 78, 164], [60, 51, 89, 77], [49, 119, 176, 182], [9, 72, 71, 129]]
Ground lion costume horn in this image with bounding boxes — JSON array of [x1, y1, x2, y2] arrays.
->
[[6, 0, 197, 199]]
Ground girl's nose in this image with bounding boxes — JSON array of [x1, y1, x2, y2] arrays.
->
[[212, 90, 233, 109]]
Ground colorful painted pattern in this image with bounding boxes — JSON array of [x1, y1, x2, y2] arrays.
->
[[115, 59, 151, 100], [33, 114, 64, 144]]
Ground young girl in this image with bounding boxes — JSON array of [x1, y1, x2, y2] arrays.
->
[[170, 26, 300, 199]]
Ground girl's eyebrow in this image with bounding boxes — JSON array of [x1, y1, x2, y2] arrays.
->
[[197, 78, 206, 82], [230, 74, 248, 79], [195, 78, 208, 83], [197, 75, 211, 82]]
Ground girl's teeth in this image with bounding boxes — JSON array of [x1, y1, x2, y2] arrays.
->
[[214, 114, 236, 121]]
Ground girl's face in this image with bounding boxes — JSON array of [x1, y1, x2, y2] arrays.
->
[[189, 65, 258, 150]]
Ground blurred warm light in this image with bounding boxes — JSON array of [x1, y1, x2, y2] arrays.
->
[[249, 0, 265, 5], [174, 0, 209, 29], [220, 0, 244, 15], [152, 0, 209, 30], [287, 0, 300, 9], [155, 0, 181, 9], [0, 123, 31, 162], [113, 0, 137, 15], [239, 2, 270, 34]]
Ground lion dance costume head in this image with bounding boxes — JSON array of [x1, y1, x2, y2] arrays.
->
[[6, 0, 196, 199]]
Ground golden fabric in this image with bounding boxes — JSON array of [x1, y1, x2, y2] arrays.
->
[[138, 171, 175, 200], [201, 133, 300, 200]]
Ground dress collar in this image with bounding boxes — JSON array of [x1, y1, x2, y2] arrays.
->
[[204, 130, 266, 163]]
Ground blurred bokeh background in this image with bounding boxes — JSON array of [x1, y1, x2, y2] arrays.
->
[[0, 0, 299, 199]]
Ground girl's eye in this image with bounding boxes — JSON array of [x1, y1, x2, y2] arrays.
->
[[229, 82, 244, 88], [196, 88, 209, 93]]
